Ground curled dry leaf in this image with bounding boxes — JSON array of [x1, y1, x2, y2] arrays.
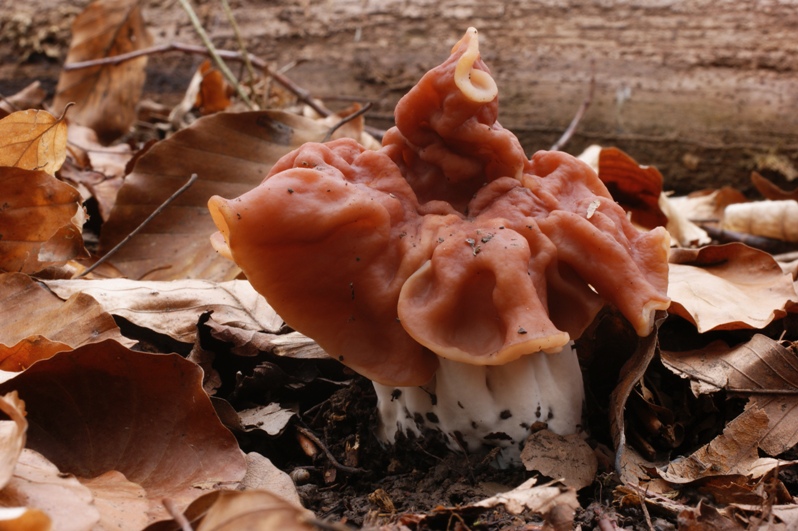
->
[[608, 312, 666, 485], [53, 0, 153, 143], [238, 453, 302, 508], [0, 392, 26, 489], [146, 490, 317, 531], [662, 334, 798, 456], [0, 507, 51, 531], [0, 109, 68, 175], [668, 243, 798, 332], [0, 273, 128, 370], [0, 449, 100, 531], [752, 171, 798, 201], [596, 146, 668, 230], [658, 408, 781, 484], [44, 278, 283, 344], [0, 81, 47, 117], [520, 430, 598, 491], [474, 477, 579, 519], [0, 168, 88, 274], [723, 199, 798, 242], [99, 111, 332, 281], [0, 340, 247, 525]]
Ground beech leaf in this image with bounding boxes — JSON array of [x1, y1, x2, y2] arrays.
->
[[44, 278, 283, 343], [53, 0, 153, 143], [520, 430, 598, 491], [0, 392, 26, 489], [0, 340, 247, 525], [662, 334, 798, 456], [99, 111, 332, 281], [0, 449, 100, 531], [146, 490, 317, 531], [668, 243, 798, 332], [0, 168, 88, 274], [0, 273, 129, 369], [0, 109, 68, 174], [658, 408, 775, 483], [597, 146, 668, 230]]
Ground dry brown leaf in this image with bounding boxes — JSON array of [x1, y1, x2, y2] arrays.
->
[[81, 471, 149, 530], [0, 393, 26, 489], [0, 168, 88, 274], [238, 403, 297, 437], [196, 60, 232, 115], [0, 340, 247, 525], [238, 453, 302, 508], [0, 109, 68, 174], [723, 199, 798, 242], [520, 430, 598, 491], [0, 273, 129, 369], [597, 147, 668, 230], [677, 501, 746, 531], [668, 243, 798, 332], [99, 110, 332, 280], [0, 449, 100, 531], [203, 317, 328, 359], [0, 81, 47, 117], [146, 490, 317, 531], [62, 123, 131, 220], [658, 408, 776, 483], [608, 312, 666, 485], [0, 507, 52, 531], [44, 278, 283, 344], [752, 171, 798, 201], [662, 335, 798, 456], [53, 0, 153, 143], [473, 478, 579, 518]]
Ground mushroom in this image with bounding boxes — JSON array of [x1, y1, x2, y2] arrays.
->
[[208, 28, 670, 465]]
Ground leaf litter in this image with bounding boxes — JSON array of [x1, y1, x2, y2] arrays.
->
[[2, 1, 798, 529]]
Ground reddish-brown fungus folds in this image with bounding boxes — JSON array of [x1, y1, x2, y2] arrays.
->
[[209, 27, 670, 463]]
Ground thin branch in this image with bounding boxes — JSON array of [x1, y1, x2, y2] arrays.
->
[[77, 173, 199, 278], [322, 102, 373, 142], [63, 42, 331, 117], [176, 0, 255, 109], [550, 74, 595, 151], [294, 425, 366, 475], [162, 498, 195, 531], [220, 0, 257, 86]]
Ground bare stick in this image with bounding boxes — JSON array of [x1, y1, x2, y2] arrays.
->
[[64, 42, 330, 117], [77, 174, 199, 278], [294, 425, 366, 475], [322, 102, 373, 142], [550, 74, 595, 151], [162, 498, 194, 531], [177, 0, 255, 109], [220, 0, 257, 86]]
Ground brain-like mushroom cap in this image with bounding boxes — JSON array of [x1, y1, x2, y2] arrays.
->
[[208, 28, 670, 387]]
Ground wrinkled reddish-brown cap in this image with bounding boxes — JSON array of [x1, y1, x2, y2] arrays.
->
[[209, 28, 670, 386]]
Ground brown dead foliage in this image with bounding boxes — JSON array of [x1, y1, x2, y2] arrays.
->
[[2, 0, 798, 529]]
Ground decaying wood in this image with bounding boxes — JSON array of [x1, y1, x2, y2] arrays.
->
[[2, 0, 796, 194]]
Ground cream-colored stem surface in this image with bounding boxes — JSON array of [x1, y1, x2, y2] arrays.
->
[[374, 342, 584, 467]]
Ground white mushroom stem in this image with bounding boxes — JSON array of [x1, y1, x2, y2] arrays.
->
[[373, 342, 584, 467]]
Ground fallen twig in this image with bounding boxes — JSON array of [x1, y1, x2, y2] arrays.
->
[[63, 42, 331, 118], [77, 173, 199, 278], [176, 0, 254, 109], [220, 0, 257, 88], [162, 498, 194, 531], [322, 102, 373, 142], [295, 425, 366, 475], [550, 73, 595, 151]]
